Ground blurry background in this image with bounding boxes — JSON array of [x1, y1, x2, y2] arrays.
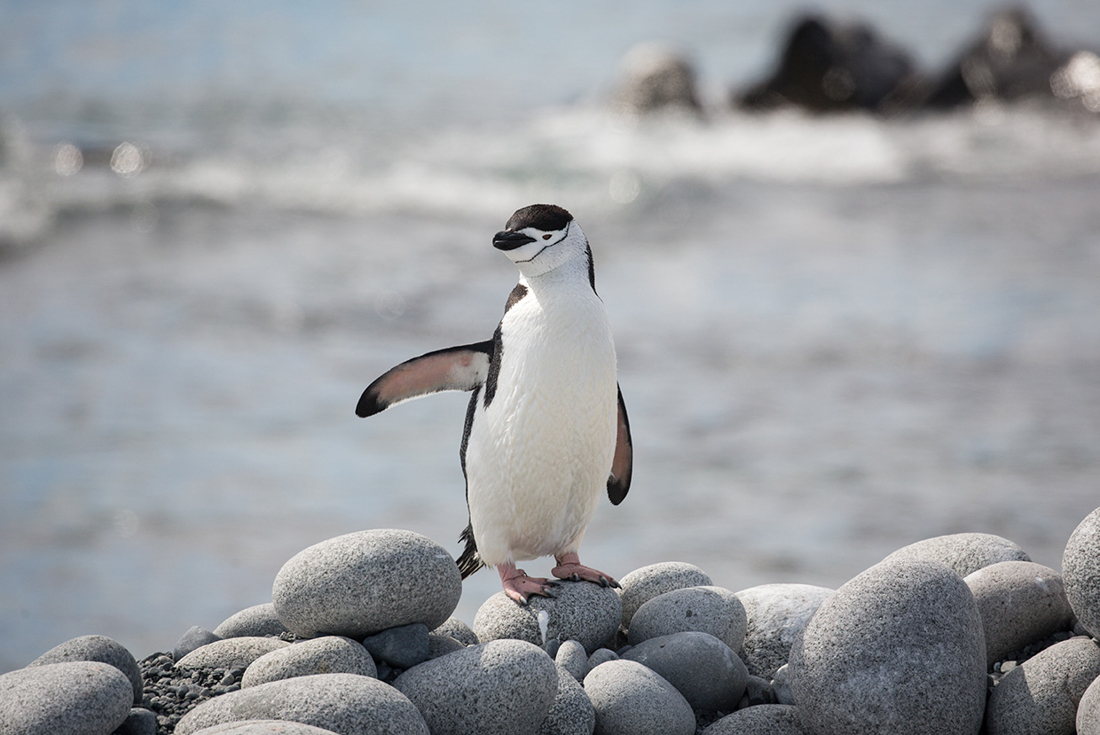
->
[[2, 0, 1099, 673]]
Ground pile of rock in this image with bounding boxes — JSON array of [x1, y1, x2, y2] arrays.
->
[[3, 508, 1100, 735]]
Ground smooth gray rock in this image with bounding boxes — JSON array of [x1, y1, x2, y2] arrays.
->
[[556, 640, 588, 681], [735, 584, 834, 679], [426, 634, 465, 660], [273, 529, 462, 639], [215, 603, 290, 638], [628, 586, 747, 652], [583, 659, 695, 735], [883, 533, 1030, 578], [584, 648, 620, 677], [622, 631, 748, 712], [618, 562, 712, 629], [742, 675, 777, 707], [242, 636, 376, 688], [985, 636, 1100, 735], [0, 660, 133, 735], [177, 637, 289, 671], [176, 626, 223, 662], [174, 673, 429, 735], [538, 665, 596, 735], [431, 618, 478, 647], [1063, 505, 1100, 636], [362, 623, 429, 670], [771, 663, 794, 705], [191, 723, 339, 735], [28, 634, 142, 704], [964, 561, 1075, 666], [473, 581, 622, 654], [789, 559, 987, 735], [703, 704, 811, 735], [117, 707, 157, 735], [1079, 673, 1100, 735], [393, 639, 558, 735]]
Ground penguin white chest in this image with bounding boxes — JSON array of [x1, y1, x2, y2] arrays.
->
[[465, 290, 618, 567]]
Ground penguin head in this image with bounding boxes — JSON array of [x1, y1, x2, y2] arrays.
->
[[493, 204, 587, 277]]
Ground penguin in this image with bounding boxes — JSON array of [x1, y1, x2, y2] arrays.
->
[[356, 204, 632, 604]]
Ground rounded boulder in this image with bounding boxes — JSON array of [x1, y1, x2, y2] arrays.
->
[[393, 639, 558, 735], [628, 586, 747, 651], [963, 561, 1075, 667], [985, 636, 1100, 735], [622, 631, 748, 712], [174, 673, 429, 735], [191, 722, 340, 735], [0, 660, 133, 735], [789, 559, 987, 735], [214, 603, 290, 638], [242, 636, 377, 688], [1062, 505, 1100, 636], [538, 665, 596, 735], [583, 659, 695, 735], [1079, 673, 1100, 735], [28, 634, 143, 704], [735, 583, 834, 679], [273, 529, 462, 639], [618, 562, 712, 629], [473, 580, 621, 654], [882, 533, 1030, 578], [177, 637, 289, 671], [703, 704, 812, 734]]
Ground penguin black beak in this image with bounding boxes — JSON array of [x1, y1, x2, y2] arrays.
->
[[493, 230, 536, 251]]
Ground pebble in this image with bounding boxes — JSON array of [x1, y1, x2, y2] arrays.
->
[[882, 532, 1030, 578], [963, 560, 1075, 667], [627, 586, 747, 652], [214, 604, 290, 639], [583, 659, 695, 735], [174, 673, 429, 735], [393, 639, 558, 735], [1062, 505, 1100, 636], [556, 639, 589, 681], [622, 631, 747, 712], [0, 660, 133, 735], [538, 664, 596, 735], [177, 638, 289, 671], [28, 633, 143, 705], [617, 562, 712, 629], [584, 648, 620, 677], [789, 559, 987, 735], [431, 617, 478, 647], [984, 635, 1100, 735], [190, 722, 339, 735], [702, 704, 811, 734], [117, 707, 158, 735], [272, 529, 462, 639], [242, 636, 376, 688], [473, 580, 622, 654], [1079, 673, 1100, 735], [770, 663, 794, 705], [175, 627, 224, 662], [734, 583, 834, 679], [361, 623, 430, 670]]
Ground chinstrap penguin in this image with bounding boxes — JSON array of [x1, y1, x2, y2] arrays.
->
[[356, 204, 632, 604]]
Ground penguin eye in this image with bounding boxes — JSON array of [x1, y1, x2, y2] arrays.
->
[[542, 233, 552, 240]]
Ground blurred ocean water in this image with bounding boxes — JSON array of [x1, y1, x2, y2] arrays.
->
[[1, 1, 1100, 672]]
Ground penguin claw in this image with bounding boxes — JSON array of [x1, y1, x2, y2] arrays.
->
[[551, 554, 619, 590]]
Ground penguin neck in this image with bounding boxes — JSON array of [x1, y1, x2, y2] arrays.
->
[[518, 254, 594, 301]]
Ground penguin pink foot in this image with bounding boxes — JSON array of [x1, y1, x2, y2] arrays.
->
[[552, 552, 620, 588], [499, 563, 558, 605]]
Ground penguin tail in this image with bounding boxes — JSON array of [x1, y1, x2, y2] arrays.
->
[[456, 522, 484, 579]]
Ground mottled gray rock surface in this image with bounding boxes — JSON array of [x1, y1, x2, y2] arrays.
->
[[190, 722, 339, 735], [177, 637, 289, 671], [0, 660, 133, 735], [583, 659, 695, 735], [393, 639, 557, 735], [174, 673, 429, 735], [789, 559, 987, 735], [964, 561, 1075, 667], [28, 634, 143, 704], [735, 583, 833, 679], [617, 562, 712, 629], [703, 704, 812, 734], [273, 529, 462, 639], [214, 603, 290, 638], [538, 665, 596, 735], [1079, 673, 1100, 735], [242, 636, 376, 688], [361, 623, 429, 670], [556, 639, 588, 681], [628, 586, 747, 651], [622, 631, 747, 712], [883, 532, 1030, 578], [431, 617, 478, 647], [473, 581, 621, 654], [175, 626, 223, 662], [1063, 505, 1100, 636], [985, 636, 1100, 735]]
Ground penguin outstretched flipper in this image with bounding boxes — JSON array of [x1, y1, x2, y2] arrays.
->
[[356, 341, 493, 418], [607, 384, 633, 505]]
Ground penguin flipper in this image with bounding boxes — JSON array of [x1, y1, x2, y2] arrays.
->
[[356, 341, 493, 417], [607, 384, 633, 505]]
